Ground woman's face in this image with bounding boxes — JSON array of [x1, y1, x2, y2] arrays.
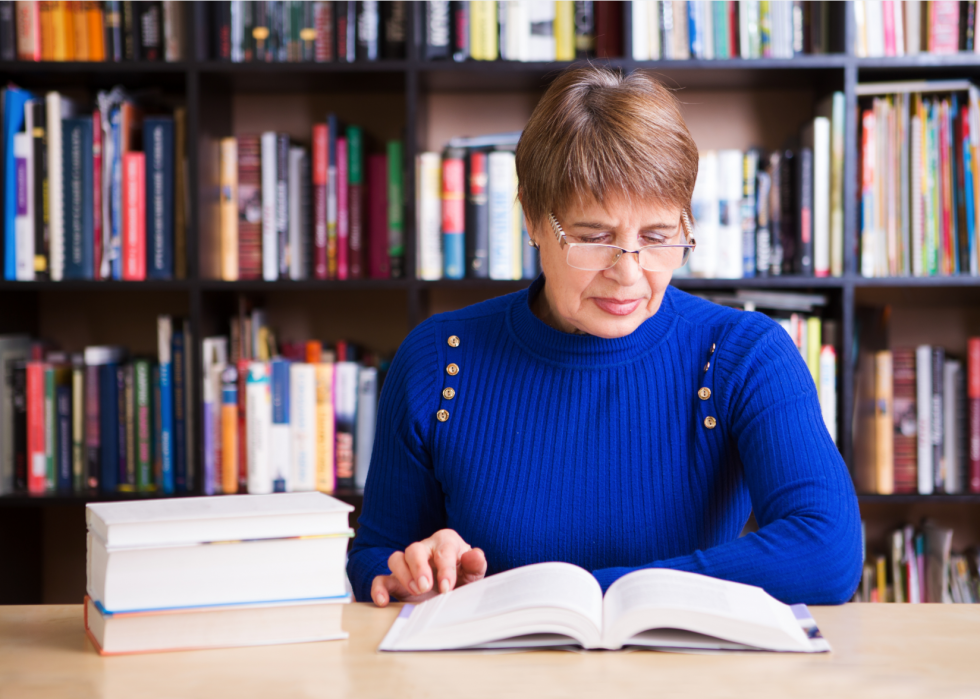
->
[[529, 194, 683, 339]]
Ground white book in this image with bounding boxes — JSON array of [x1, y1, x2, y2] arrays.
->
[[716, 149, 743, 279], [261, 131, 278, 281], [270, 362, 292, 493], [701, 0, 713, 60], [525, 1, 556, 62], [230, 0, 244, 62], [853, 0, 867, 57], [488, 150, 518, 280], [380, 563, 829, 654], [201, 337, 228, 496], [648, 0, 661, 59], [246, 362, 273, 495], [892, 0, 905, 57], [86, 492, 353, 548], [811, 116, 831, 277], [355, 366, 378, 490], [46, 91, 77, 281], [916, 345, 934, 494], [689, 151, 719, 278], [944, 360, 962, 494], [13, 132, 33, 281], [819, 345, 837, 444], [739, 1, 758, 58], [497, 0, 509, 59], [905, 0, 921, 55], [632, 0, 649, 60], [290, 363, 317, 492], [416, 152, 443, 280], [287, 146, 306, 280], [866, 0, 884, 57]]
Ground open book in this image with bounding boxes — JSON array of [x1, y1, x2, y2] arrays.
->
[[380, 563, 830, 653]]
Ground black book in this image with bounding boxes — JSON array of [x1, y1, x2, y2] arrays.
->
[[300, 1, 316, 61], [933, 347, 946, 493], [277, 133, 290, 279], [449, 1, 468, 61], [465, 148, 489, 279], [268, 0, 284, 62], [335, 1, 356, 62], [355, 1, 379, 60], [0, 2, 14, 61], [795, 146, 813, 276], [104, 1, 123, 61], [242, 0, 255, 61], [122, 1, 141, 61], [116, 365, 128, 491], [11, 360, 27, 493], [30, 100, 48, 281], [424, 0, 450, 60], [573, 1, 595, 58], [212, 1, 231, 60], [382, 0, 407, 59], [253, 1, 270, 61], [301, 149, 312, 278], [139, 1, 163, 61], [778, 148, 797, 274], [172, 327, 187, 493]]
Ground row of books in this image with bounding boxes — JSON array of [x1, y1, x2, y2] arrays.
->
[[209, 1, 407, 62], [857, 521, 978, 604], [683, 93, 845, 279], [631, 1, 836, 61], [2, 1, 186, 62], [218, 126, 403, 282], [85, 493, 351, 655], [855, 340, 980, 495], [859, 81, 980, 278], [2, 86, 187, 282], [423, 1, 623, 61], [416, 140, 540, 281], [853, 0, 979, 58]]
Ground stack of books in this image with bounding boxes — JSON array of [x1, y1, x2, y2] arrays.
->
[[84, 492, 353, 655]]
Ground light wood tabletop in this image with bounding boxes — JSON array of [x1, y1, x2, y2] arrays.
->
[[1, 602, 979, 699]]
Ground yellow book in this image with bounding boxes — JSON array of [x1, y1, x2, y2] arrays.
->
[[50, 0, 70, 61], [39, 1, 56, 60], [875, 554, 887, 603], [470, 1, 498, 61], [874, 350, 894, 495], [806, 316, 821, 388], [70, 0, 88, 60], [315, 363, 336, 494], [219, 137, 239, 281], [554, 1, 574, 60]]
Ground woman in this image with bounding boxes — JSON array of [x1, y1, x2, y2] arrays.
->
[[347, 66, 862, 607]]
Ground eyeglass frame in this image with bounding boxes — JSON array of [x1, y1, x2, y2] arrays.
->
[[546, 209, 697, 272]]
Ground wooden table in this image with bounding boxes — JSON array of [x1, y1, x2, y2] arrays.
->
[[1, 603, 979, 698]]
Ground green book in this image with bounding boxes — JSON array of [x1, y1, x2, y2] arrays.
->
[[387, 140, 404, 278], [134, 359, 153, 492], [44, 366, 55, 492], [71, 357, 84, 493], [347, 125, 363, 185], [712, 1, 729, 59]]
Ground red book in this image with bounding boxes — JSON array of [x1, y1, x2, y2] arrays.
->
[[313, 124, 328, 279], [594, 1, 622, 58], [237, 135, 262, 280], [122, 152, 145, 280], [893, 348, 918, 494], [314, 1, 334, 61], [969, 338, 980, 492], [929, 1, 960, 54], [15, 1, 41, 61], [367, 153, 389, 279], [26, 361, 46, 495], [336, 137, 349, 280], [729, 1, 739, 57], [92, 109, 103, 279]]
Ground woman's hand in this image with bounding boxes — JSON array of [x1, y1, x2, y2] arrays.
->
[[370, 529, 487, 607]]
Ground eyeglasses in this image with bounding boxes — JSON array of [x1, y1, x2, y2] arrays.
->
[[548, 211, 696, 272]]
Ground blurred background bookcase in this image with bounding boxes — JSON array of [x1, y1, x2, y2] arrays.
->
[[4, 0, 980, 603]]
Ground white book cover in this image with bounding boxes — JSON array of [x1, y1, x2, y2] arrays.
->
[[632, 0, 649, 60], [648, 0, 661, 59], [230, 0, 243, 62], [905, 0, 920, 55], [497, 0, 509, 59], [701, 0, 713, 59], [46, 92, 77, 281], [854, 0, 867, 57], [866, 0, 884, 58], [944, 360, 961, 494], [355, 367, 378, 490], [892, 0, 905, 56], [819, 345, 837, 444], [246, 362, 273, 495], [416, 152, 443, 280], [290, 363, 317, 492], [916, 345, 933, 494], [488, 151, 517, 280], [716, 149, 743, 279], [525, 1, 555, 61], [13, 132, 33, 281], [812, 116, 831, 277], [288, 146, 307, 280], [261, 131, 278, 281], [689, 151, 719, 278]]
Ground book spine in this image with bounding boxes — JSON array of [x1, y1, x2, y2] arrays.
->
[[337, 135, 349, 279], [71, 361, 83, 492], [488, 151, 517, 280], [333, 361, 357, 489], [797, 146, 814, 275], [893, 347, 918, 494], [754, 169, 771, 276], [139, 1, 162, 60], [117, 365, 129, 490], [287, 146, 304, 280], [99, 363, 117, 493], [251, 0, 269, 61], [875, 350, 895, 494], [121, 1, 136, 59], [43, 366, 54, 491], [236, 357, 248, 492], [63, 118, 94, 280], [14, 131, 32, 281], [970, 338, 980, 492], [163, 0, 182, 61], [269, 358, 291, 492], [290, 363, 316, 491], [354, 366, 377, 489], [84, 363, 99, 491], [171, 326, 186, 492], [301, 1, 317, 61], [933, 346, 946, 491], [916, 344, 934, 494], [174, 107, 187, 279], [152, 363, 162, 485], [260, 131, 278, 281], [46, 93, 65, 281], [367, 153, 390, 278], [313, 124, 328, 279], [276, 133, 289, 279], [237, 134, 261, 280], [830, 91, 845, 276], [11, 362, 26, 492], [813, 115, 831, 277], [15, 1, 40, 60], [0, 2, 13, 61], [103, 1, 121, 60], [157, 316, 174, 494], [465, 149, 489, 278], [121, 151, 145, 280], [211, 0, 230, 60], [425, 0, 450, 59], [355, 0, 379, 60], [819, 343, 837, 444], [347, 126, 364, 278], [382, 0, 406, 58], [144, 117, 174, 279], [26, 362, 45, 494], [315, 362, 335, 493], [387, 140, 404, 278], [573, 0, 594, 58], [441, 148, 465, 279], [416, 152, 442, 280], [92, 109, 102, 280], [246, 362, 272, 494], [134, 359, 152, 492], [314, 1, 333, 61], [741, 151, 758, 278], [221, 368, 239, 494], [326, 114, 339, 278], [449, 0, 468, 60], [220, 136, 239, 281], [56, 382, 70, 493], [944, 359, 962, 493]]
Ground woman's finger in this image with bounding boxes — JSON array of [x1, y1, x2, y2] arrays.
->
[[403, 541, 435, 594], [431, 541, 461, 593], [387, 551, 417, 595], [458, 548, 488, 585]]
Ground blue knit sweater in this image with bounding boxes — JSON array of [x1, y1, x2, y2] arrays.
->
[[347, 277, 862, 604]]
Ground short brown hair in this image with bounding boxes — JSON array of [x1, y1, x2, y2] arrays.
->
[[515, 66, 698, 228]]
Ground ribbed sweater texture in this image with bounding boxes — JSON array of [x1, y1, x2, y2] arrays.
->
[[347, 277, 862, 605]]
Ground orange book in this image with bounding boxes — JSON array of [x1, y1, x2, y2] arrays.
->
[[84, 0, 104, 60], [315, 362, 335, 494], [49, 0, 71, 60], [38, 0, 55, 60], [875, 350, 895, 495], [15, 1, 41, 60], [221, 388, 238, 495], [305, 341, 322, 364], [70, 0, 87, 60]]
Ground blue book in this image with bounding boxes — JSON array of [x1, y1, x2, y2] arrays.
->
[[965, 132, 976, 275], [116, 365, 127, 489], [99, 363, 119, 492], [521, 211, 538, 280], [63, 117, 94, 279], [270, 358, 290, 493], [688, 2, 701, 58], [144, 117, 174, 279], [172, 326, 187, 492], [110, 108, 123, 280], [56, 384, 72, 493], [158, 317, 174, 494], [3, 86, 32, 279]]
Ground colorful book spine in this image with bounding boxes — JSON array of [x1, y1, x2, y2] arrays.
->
[[465, 149, 489, 278], [237, 134, 261, 280], [916, 344, 934, 494], [337, 135, 349, 279], [315, 362, 335, 493], [144, 117, 174, 279], [62, 117, 94, 280], [290, 362, 316, 491], [220, 136, 239, 281], [132, 359, 152, 491], [313, 124, 328, 279], [326, 115, 339, 278], [171, 324, 187, 492], [367, 153, 389, 279], [26, 361, 45, 494], [122, 151, 145, 280], [416, 152, 443, 280], [875, 350, 895, 495], [932, 346, 946, 491], [741, 151, 758, 277], [71, 358, 84, 492], [44, 365, 56, 492], [441, 147, 465, 279], [4, 87, 32, 280], [221, 367, 238, 494], [387, 140, 404, 278], [488, 150, 517, 280], [354, 366, 377, 490], [13, 131, 32, 281], [245, 362, 272, 495], [276, 133, 289, 279], [333, 361, 358, 489], [157, 316, 174, 494], [260, 131, 278, 281], [270, 358, 291, 492], [347, 125, 364, 279], [893, 347, 918, 494]]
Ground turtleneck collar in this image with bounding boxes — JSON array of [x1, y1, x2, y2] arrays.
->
[[506, 274, 677, 368]]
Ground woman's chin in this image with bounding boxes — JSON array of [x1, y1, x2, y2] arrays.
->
[[578, 313, 646, 339]]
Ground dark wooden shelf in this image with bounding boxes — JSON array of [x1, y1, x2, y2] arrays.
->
[[198, 279, 412, 292], [853, 275, 980, 287], [0, 280, 193, 292], [0, 488, 364, 508], [672, 276, 845, 290], [858, 494, 980, 504]]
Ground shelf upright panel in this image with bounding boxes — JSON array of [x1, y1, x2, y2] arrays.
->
[[841, 59, 860, 473]]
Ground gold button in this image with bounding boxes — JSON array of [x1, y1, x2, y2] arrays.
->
[[446, 363, 459, 376], [710, 343, 716, 353], [704, 416, 717, 429], [698, 387, 711, 400], [436, 409, 449, 422], [442, 387, 455, 400], [704, 362, 710, 372], [448, 335, 460, 348]]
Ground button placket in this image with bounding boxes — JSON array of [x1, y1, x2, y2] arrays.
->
[[437, 335, 461, 424], [700, 342, 718, 431]]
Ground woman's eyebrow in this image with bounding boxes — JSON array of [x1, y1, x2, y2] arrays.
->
[[570, 221, 677, 230]]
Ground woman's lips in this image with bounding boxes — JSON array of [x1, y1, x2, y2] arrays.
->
[[592, 297, 643, 316]]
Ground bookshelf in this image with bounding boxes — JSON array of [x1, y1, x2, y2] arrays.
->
[[2, 1, 980, 603]]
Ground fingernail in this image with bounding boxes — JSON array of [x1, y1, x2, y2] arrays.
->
[[408, 580, 419, 595], [419, 576, 430, 592], [377, 594, 386, 605], [440, 579, 450, 594]]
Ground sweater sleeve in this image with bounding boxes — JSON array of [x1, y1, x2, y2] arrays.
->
[[591, 318, 863, 605], [346, 321, 447, 602]]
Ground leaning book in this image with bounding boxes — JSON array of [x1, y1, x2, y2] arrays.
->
[[380, 563, 830, 653]]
